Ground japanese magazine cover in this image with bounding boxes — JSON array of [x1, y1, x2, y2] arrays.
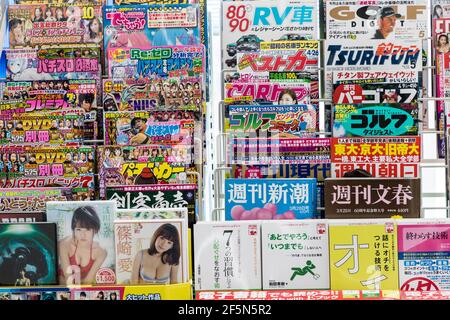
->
[[0, 145, 95, 179], [221, 0, 319, 70], [106, 184, 197, 226], [325, 39, 422, 99], [102, 78, 203, 112], [46, 200, 117, 285], [230, 137, 331, 165], [194, 221, 262, 290], [114, 218, 188, 285], [332, 104, 419, 137], [397, 219, 450, 290], [103, 5, 201, 60], [6, 47, 101, 83], [331, 136, 421, 178], [0, 111, 85, 145], [0, 187, 73, 213], [227, 104, 317, 138], [433, 17, 450, 158], [8, 4, 103, 48], [229, 40, 319, 102], [106, 46, 205, 81], [328, 220, 399, 290], [332, 70, 420, 104], [232, 163, 330, 218], [326, 0, 428, 41], [324, 178, 421, 219], [0, 175, 95, 201], [0, 223, 57, 286], [261, 220, 329, 290], [2, 79, 99, 140], [97, 146, 196, 198], [104, 111, 195, 146], [225, 178, 317, 220]]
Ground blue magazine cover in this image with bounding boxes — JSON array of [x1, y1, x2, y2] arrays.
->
[[225, 178, 317, 220]]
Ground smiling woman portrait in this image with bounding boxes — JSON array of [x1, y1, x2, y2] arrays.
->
[[131, 223, 181, 285]]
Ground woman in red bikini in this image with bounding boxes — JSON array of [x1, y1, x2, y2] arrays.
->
[[58, 206, 107, 285]]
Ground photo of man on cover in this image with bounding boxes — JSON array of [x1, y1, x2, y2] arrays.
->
[[372, 7, 401, 39]]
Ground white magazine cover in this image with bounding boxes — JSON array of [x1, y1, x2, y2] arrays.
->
[[194, 221, 262, 290], [46, 200, 117, 285], [326, 0, 428, 41], [114, 218, 189, 285], [221, 0, 319, 70], [261, 220, 329, 290], [325, 39, 422, 99]]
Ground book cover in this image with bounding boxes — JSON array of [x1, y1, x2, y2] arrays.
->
[[194, 221, 262, 290], [261, 220, 329, 289], [329, 220, 399, 290], [46, 200, 117, 285], [0, 222, 57, 286], [397, 219, 450, 290], [114, 218, 188, 285]]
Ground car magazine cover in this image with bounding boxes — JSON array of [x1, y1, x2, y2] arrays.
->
[[8, 4, 103, 48], [397, 219, 450, 290], [324, 178, 421, 219], [332, 104, 419, 137], [331, 136, 421, 178], [114, 218, 188, 285], [0, 222, 58, 286], [328, 220, 399, 290], [194, 221, 262, 290], [261, 220, 329, 289], [221, 0, 319, 70], [46, 200, 117, 285], [225, 178, 317, 220]]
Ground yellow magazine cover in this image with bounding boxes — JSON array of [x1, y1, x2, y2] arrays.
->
[[329, 221, 399, 290]]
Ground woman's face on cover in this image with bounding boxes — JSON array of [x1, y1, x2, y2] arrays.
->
[[74, 225, 94, 242], [155, 235, 173, 253]]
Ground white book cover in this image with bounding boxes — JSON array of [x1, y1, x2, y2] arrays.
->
[[194, 221, 262, 290], [261, 220, 329, 289], [114, 218, 188, 285], [46, 200, 117, 285]]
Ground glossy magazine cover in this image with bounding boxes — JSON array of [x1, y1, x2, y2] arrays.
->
[[46, 200, 117, 285]]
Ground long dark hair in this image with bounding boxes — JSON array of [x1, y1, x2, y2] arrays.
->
[[147, 224, 180, 266]]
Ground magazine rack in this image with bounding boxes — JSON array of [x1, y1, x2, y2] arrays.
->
[[211, 2, 450, 221]]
